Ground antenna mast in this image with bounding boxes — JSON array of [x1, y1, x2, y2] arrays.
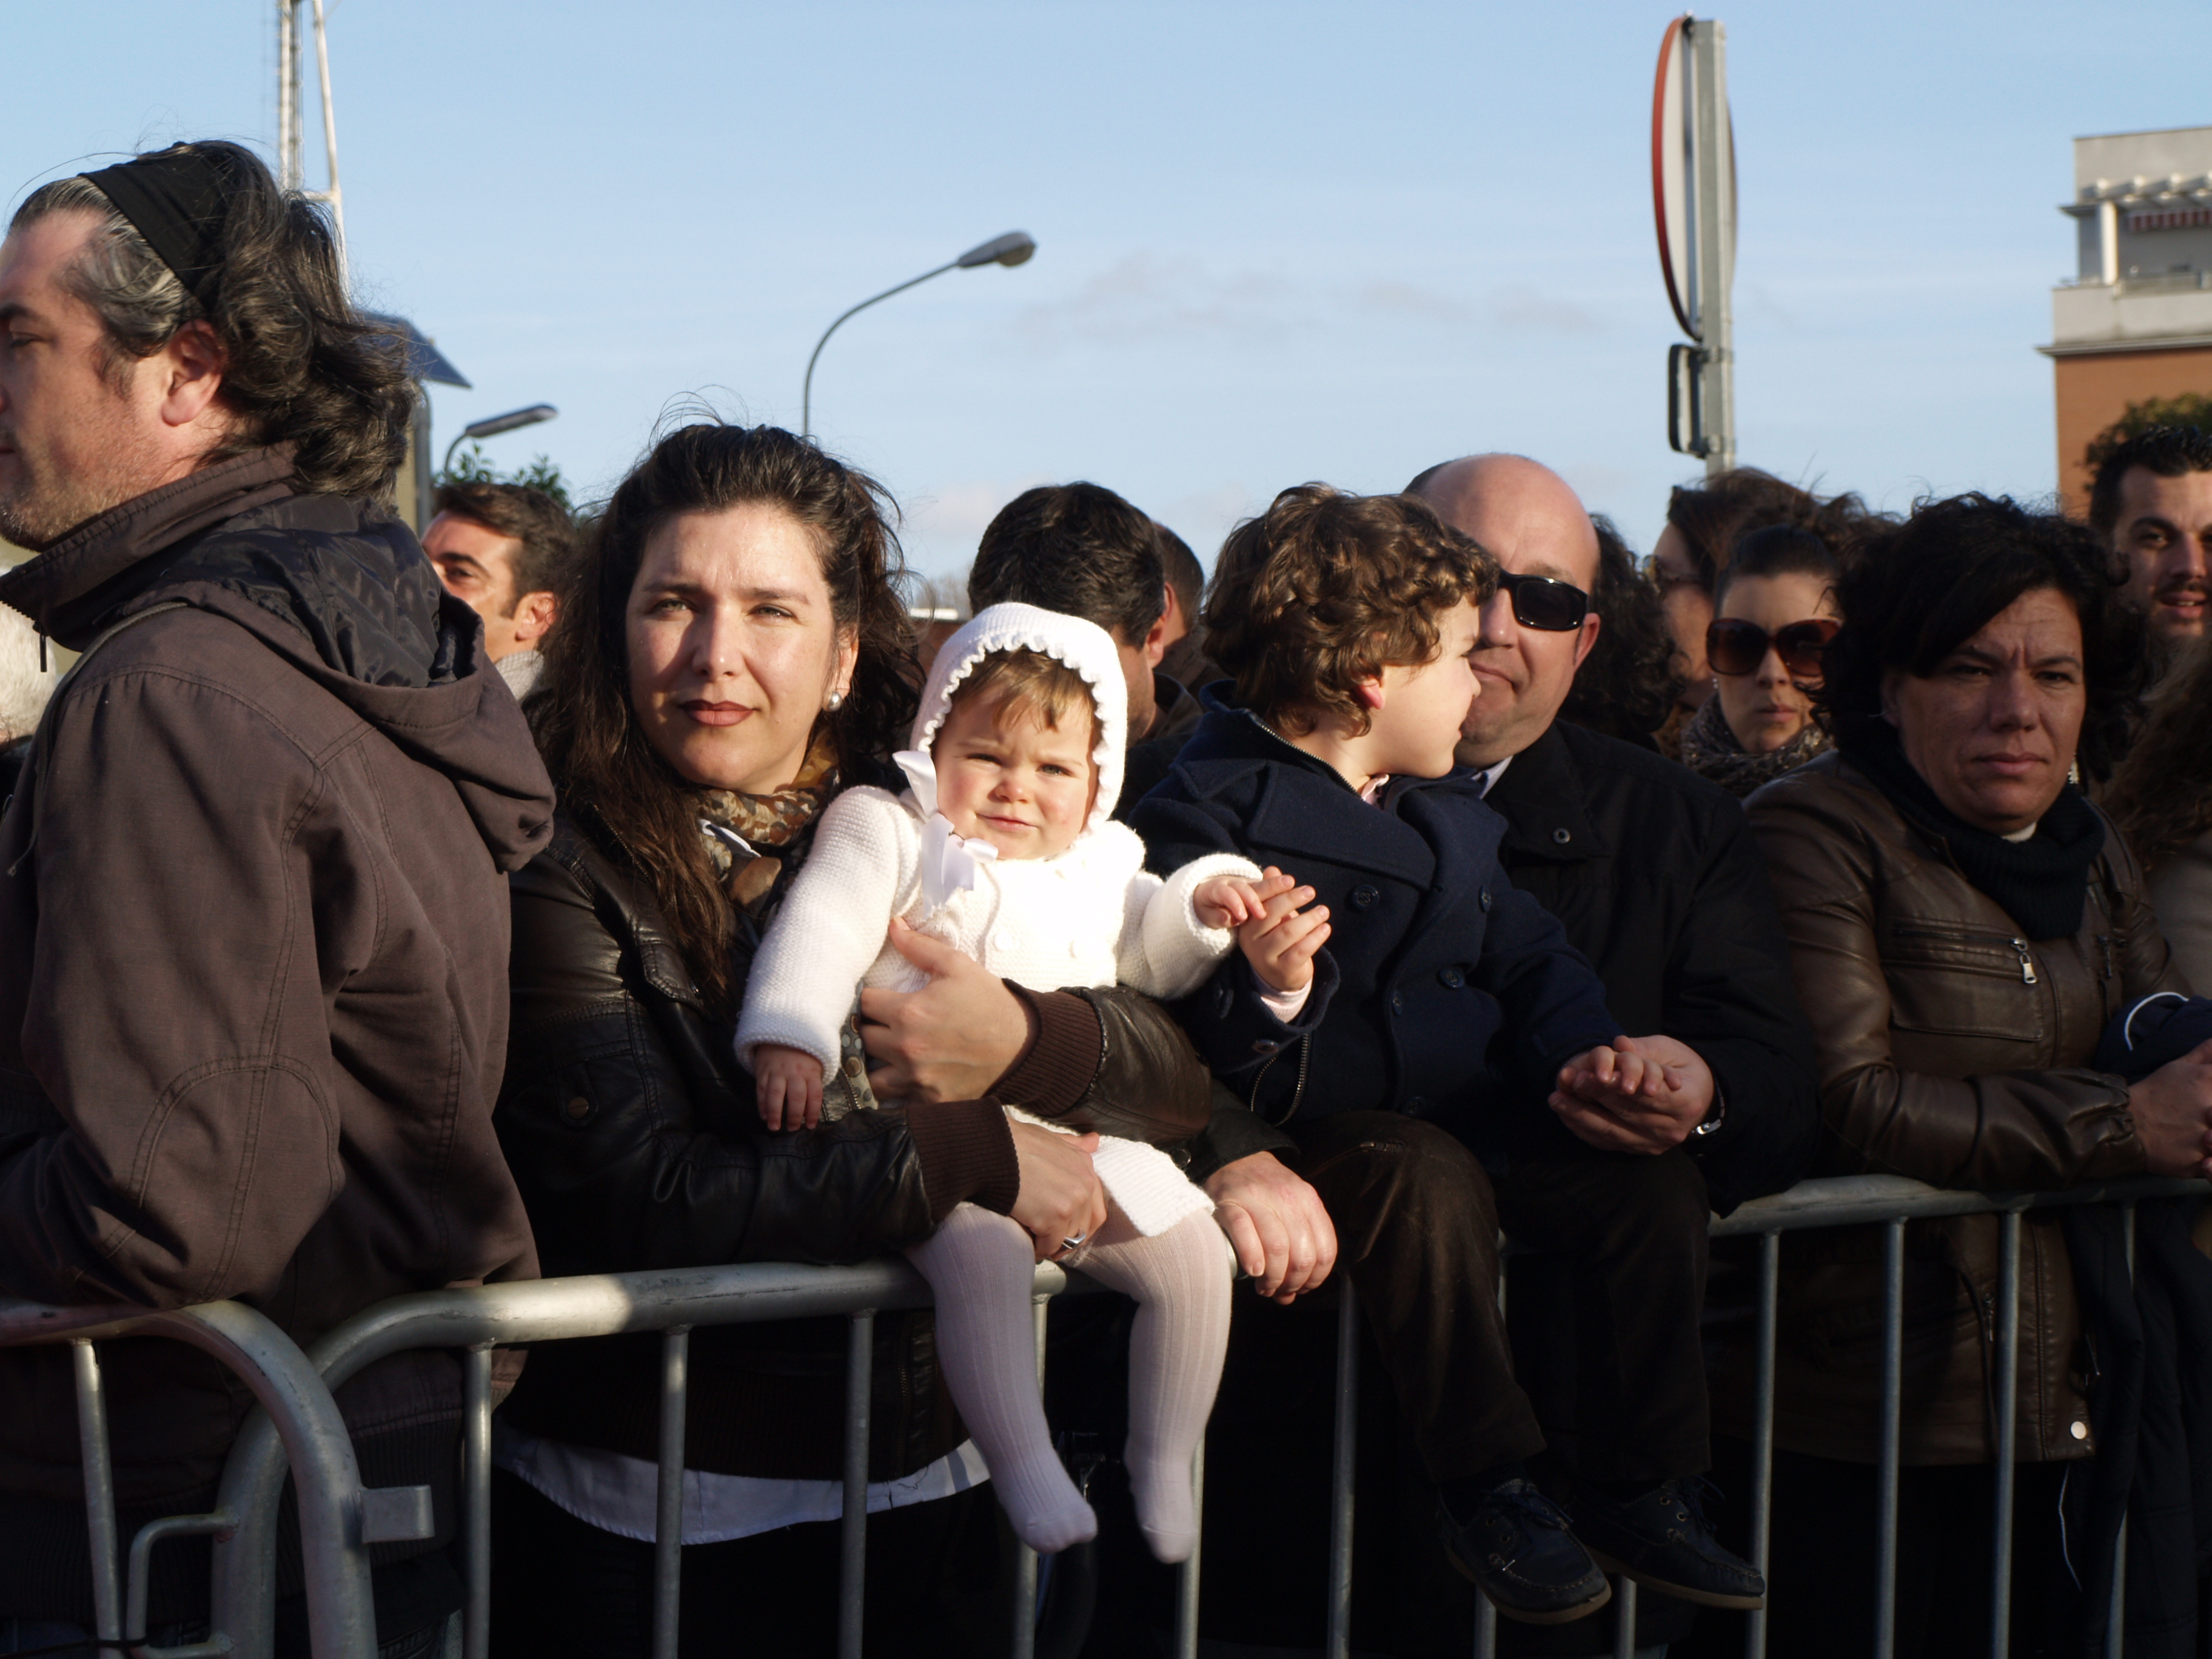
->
[[275, 0, 346, 271]]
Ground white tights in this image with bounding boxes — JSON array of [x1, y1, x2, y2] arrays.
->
[[904, 1202, 1233, 1561]]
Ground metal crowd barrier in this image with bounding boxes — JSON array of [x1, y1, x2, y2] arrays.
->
[[5, 1171, 2205, 1659]]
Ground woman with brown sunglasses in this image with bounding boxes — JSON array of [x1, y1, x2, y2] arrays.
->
[[1678, 524, 1840, 796]]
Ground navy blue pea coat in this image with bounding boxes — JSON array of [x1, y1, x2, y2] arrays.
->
[[1128, 706, 1623, 1132]]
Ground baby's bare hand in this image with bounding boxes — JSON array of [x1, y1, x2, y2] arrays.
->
[[754, 1044, 825, 1132], [1237, 877, 1330, 993]]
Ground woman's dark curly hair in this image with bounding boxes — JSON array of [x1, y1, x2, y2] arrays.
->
[[1665, 467, 1875, 588], [13, 141, 413, 500], [1818, 493, 2147, 782], [1558, 514, 1684, 743], [1202, 484, 1496, 737], [533, 423, 922, 1013], [2104, 638, 2212, 872]]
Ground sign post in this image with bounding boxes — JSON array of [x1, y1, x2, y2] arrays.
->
[[1652, 15, 1737, 475]]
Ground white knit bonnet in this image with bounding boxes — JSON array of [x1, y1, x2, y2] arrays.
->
[[908, 602, 1128, 833]]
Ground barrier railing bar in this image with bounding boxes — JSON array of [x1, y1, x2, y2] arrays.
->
[[24, 1173, 2190, 1659], [838, 1311, 873, 1659], [1010, 1295, 1048, 1659], [1175, 1438, 1203, 1659], [127, 1510, 236, 1658], [461, 1346, 492, 1659], [1990, 1210, 2020, 1658], [1475, 1591, 1496, 1659], [72, 1339, 125, 1659], [1874, 1218, 1904, 1659], [0, 1299, 381, 1659], [2106, 1204, 2138, 1658], [1613, 1577, 1640, 1659], [1326, 1278, 1359, 1659], [1744, 1228, 1780, 1659], [652, 1327, 689, 1659]]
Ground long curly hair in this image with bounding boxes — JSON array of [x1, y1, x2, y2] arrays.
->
[[1559, 514, 1683, 743], [13, 142, 413, 500], [1203, 484, 1496, 737], [2105, 639, 2212, 871], [1818, 493, 2146, 782], [532, 423, 921, 1013]]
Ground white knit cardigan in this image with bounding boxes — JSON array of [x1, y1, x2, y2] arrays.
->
[[736, 603, 1256, 1233]]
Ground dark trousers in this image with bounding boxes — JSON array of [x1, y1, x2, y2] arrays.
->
[[1292, 1111, 1712, 1485], [1671, 1442, 2084, 1659], [488, 1469, 1004, 1659]]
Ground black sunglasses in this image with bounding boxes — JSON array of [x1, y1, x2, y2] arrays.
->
[[1705, 616, 1839, 679], [1498, 571, 1590, 632]]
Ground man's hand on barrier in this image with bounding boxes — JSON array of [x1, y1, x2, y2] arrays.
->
[[860, 918, 1031, 1104], [1550, 1034, 1715, 1153], [1205, 1150, 1338, 1303], [2127, 1038, 2212, 1181], [1009, 1121, 1108, 1261]]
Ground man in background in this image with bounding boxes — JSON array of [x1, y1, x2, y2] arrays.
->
[[968, 481, 1199, 811], [2087, 424, 2212, 657], [422, 478, 575, 699], [1154, 521, 1224, 694]]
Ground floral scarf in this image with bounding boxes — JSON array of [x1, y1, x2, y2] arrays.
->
[[1678, 691, 1831, 799], [695, 736, 840, 910]]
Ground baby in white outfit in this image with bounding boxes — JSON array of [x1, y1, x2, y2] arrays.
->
[[737, 603, 1324, 1560]]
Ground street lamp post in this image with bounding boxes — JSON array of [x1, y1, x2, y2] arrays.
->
[[800, 232, 1036, 437], [440, 404, 560, 478]]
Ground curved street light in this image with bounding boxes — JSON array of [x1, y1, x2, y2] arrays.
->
[[440, 403, 558, 477], [801, 232, 1036, 437]]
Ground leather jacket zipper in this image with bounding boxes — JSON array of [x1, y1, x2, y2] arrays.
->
[[1894, 925, 2037, 984]]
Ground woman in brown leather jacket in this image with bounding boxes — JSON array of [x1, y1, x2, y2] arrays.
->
[[483, 425, 1216, 1658], [1721, 495, 2212, 1658]]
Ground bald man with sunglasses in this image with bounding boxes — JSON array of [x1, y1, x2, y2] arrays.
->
[[1399, 454, 1820, 1647]]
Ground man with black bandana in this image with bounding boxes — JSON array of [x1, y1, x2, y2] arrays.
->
[[0, 143, 556, 1655]]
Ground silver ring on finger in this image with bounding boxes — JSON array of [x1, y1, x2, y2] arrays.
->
[[1059, 1231, 1088, 1255]]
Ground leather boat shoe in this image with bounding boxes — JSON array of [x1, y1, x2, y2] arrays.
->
[[1570, 1476, 1766, 1610], [1436, 1478, 1612, 1624]]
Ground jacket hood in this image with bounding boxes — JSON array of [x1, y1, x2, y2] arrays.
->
[[0, 449, 552, 868], [909, 602, 1127, 832]]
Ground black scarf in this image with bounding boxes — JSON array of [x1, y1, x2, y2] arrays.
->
[[1842, 723, 2105, 940]]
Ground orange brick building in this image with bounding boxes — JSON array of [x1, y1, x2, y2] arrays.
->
[[2042, 125, 2212, 516]]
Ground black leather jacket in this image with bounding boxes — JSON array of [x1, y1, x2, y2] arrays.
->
[[494, 809, 1213, 1480]]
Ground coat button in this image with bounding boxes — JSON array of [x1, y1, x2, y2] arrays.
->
[[1253, 1039, 1279, 1055], [1407, 1094, 1429, 1115], [993, 930, 1016, 951], [2070, 1420, 2090, 1441], [1478, 890, 1492, 911], [1552, 828, 1572, 845], [1067, 940, 1082, 957], [1351, 885, 1379, 909], [1439, 967, 1464, 989], [1390, 990, 1404, 1014], [564, 1096, 591, 1122]]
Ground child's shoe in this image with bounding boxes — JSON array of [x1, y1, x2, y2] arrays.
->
[[1570, 1476, 1766, 1610], [1436, 1477, 1612, 1624]]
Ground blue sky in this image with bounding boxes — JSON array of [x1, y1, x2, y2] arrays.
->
[[6, 2, 2205, 580]]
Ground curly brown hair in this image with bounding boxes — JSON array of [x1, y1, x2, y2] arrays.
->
[[532, 423, 922, 1014], [1202, 484, 1496, 737], [2104, 638, 2212, 872]]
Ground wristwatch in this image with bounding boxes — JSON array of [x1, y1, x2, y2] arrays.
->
[[1691, 1089, 1726, 1138]]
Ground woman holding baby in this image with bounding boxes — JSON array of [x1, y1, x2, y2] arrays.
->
[[483, 424, 1225, 1657]]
